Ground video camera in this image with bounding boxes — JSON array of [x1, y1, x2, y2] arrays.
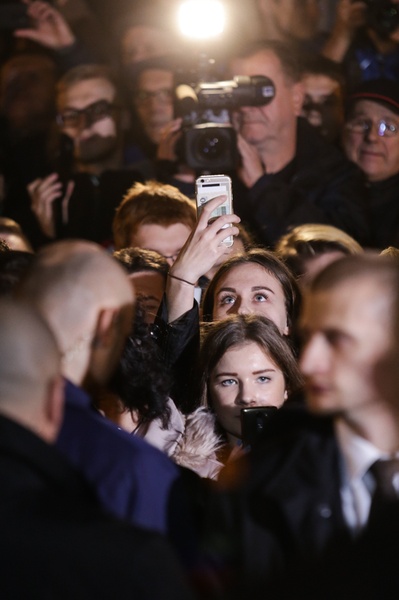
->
[[174, 71, 275, 173], [361, 0, 399, 39]]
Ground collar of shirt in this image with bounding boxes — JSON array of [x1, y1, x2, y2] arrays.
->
[[334, 417, 393, 534]]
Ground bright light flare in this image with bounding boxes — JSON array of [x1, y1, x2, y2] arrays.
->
[[178, 0, 225, 40]]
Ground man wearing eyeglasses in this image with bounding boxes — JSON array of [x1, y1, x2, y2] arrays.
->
[[125, 57, 196, 199], [343, 78, 399, 249], [5, 64, 143, 249]]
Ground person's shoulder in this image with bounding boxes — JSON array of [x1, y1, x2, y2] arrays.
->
[[251, 405, 336, 462], [296, 118, 365, 177], [61, 391, 180, 473], [218, 406, 336, 491]]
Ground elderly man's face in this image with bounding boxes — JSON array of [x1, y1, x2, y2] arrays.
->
[[343, 100, 399, 182], [230, 49, 304, 151]]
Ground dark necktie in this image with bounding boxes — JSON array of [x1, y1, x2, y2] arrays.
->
[[368, 458, 399, 523]]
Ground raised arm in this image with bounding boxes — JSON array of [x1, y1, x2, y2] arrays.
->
[[322, 0, 367, 63], [166, 195, 240, 323], [14, 1, 76, 50]]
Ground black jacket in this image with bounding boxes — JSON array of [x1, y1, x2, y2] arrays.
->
[[202, 408, 350, 597], [368, 173, 399, 250], [0, 415, 194, 600], [233, 119, 371, 248]]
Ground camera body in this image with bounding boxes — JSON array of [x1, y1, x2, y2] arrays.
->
[[361, 0, 399, 39], [174, 75, 275, 173]]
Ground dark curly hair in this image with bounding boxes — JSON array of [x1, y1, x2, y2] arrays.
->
[[108, 308, 172, 428]]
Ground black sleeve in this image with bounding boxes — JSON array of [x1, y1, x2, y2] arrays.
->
[[152, 295, 201, 414]]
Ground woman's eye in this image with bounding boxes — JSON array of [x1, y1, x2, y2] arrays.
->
[[220, 295, 235, 305], [254, 293, 267, 302], [220, 378, 237, 387], [257, 375, 271, 383]]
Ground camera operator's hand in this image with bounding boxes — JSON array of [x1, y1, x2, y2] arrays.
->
[[166, 195, 240, 323], [322, 0, 367, 62], [156, 118, 182, 162], [28, 173, 74, 239], [236, 134, 265, 189], [14, 1, 76, 50]]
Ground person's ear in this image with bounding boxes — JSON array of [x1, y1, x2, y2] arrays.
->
[[292, 81, 305, 116], [43, 374, 65, 442], [284, 388, 288, 401], [92, 308, 118, 349]]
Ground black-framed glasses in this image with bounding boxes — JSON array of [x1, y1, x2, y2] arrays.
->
[[133, 88, 173, 106], [345, 117, 399, 138], [56, 99, 118, 129]]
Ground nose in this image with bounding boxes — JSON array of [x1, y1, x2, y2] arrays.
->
[[363, 122, 380, 142], [233, 298, 252, 316], [299, 334, 328, 377], [235, 382, 257, 407]]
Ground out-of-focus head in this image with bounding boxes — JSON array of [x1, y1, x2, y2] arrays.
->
[[275, 223, 363, 287], [129, 57, 174, 145], [0, 52, 57, 137], [300, 54, 346, 143], [0, 250, 35, 297], [381, 246, 399, 260], [56, 64, 125, 168], [255, 0, 321, 42], [0, 218, 33, 253], [16, 240, 134, 390], [115, 5, 176, 66], [0, 298, 63, 443], [198, 314, 302, 445], [113, 180, 195, 265], [202, 248, 300, 335], [343, 78, 399, 182], [113, 247, 168, 324], [299, 254, 399, 419]]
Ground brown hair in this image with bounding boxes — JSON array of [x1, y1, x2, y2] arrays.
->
[[275, 223, 363, 279], [197, 314, 302, 410], [113, 180, 196, 250]]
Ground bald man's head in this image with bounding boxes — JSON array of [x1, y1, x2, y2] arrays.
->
[[17, 241, 135, 387], [0, 299, 63, 442]]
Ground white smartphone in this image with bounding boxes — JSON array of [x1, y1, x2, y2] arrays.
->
[[195, 174, 234, 247]]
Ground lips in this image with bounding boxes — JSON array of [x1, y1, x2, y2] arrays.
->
[[359, 147, 384, 160], [304, 381, 331, 397]]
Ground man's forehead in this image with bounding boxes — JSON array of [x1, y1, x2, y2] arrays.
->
[[230, 49, 281, 77], [301, 276, 392, 328], [137, 69, 173, 88], [303, 74, 340, 96], [58, 77, 116, 108]]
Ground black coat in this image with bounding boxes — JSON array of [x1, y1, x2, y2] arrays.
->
[[202, 408, 350, 598], [368, 173, 399, 250], [232, 118, 371, 248], [0, 415, 194, 600]]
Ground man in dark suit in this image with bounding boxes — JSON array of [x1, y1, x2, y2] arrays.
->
[[0, 299, 194, 599], [16, 240, 198, 565], [203, 254, 399, 597]]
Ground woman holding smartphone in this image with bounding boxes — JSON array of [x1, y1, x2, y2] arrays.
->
[[196, 314, 302, 459], [155, 195, 301, 413]]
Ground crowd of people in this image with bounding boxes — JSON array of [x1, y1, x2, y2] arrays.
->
[[1, 0, 399, 598]]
